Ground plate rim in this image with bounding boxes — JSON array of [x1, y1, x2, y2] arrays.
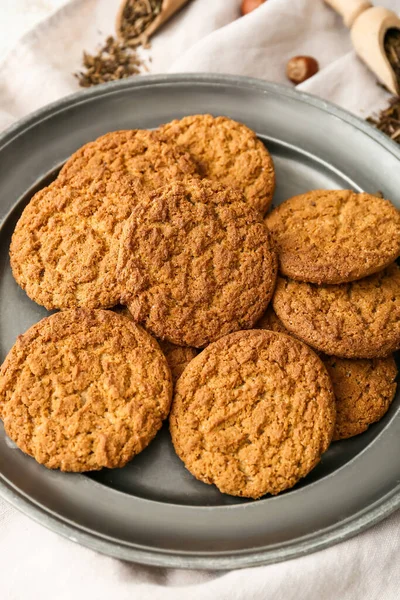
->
[[0, 73, 399, 569], [1, 73, 398, 158]]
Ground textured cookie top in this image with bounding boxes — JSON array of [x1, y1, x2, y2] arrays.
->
[[170, 329, 335, 498], [59, 129, 200, 189], [257, 304, 289, 334], [10, 171, 140, 310], [323, 355, 397, 440], [156, 339, 197, 384], [118, 179, 277, 347], [265, 190, 400, 284], [273, 264, 400, 358], [257, 306, 398, 440], [159, 114, 275, 215], [0, 310, 172, 471], [118, 307, 197, 384]]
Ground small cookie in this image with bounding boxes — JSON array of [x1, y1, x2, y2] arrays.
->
[[59, 129, 200, 189], [272, 264, 400, 358], [117, 179, 277, 347], [170, 329, 336, 498], [159, 114, 275, 215], [117, 307, 197, 383], [324, 355, 397, 440], [0, 310, 172, 471], [258, 306, 398, 440], [265, 190, 400, 284], [157, 339, 198, 384], [257, 304, 289, 334], [10, 171, 139, 309]]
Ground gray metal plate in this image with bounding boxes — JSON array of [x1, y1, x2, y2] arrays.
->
[[0, 74, 399, 569]]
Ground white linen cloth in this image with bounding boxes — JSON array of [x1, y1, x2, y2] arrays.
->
[[0, 0, 399, 598]]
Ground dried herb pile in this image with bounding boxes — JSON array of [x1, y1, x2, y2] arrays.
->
[[75, 0, 163, 88], [367, 28, 400, 144], [119, 0, 163, 47], [367, 97, 400, 143], [75, 36, 148, 88], [384, 28, 400, 88]]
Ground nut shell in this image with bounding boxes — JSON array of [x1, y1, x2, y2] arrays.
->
[[286, 56, 319, 84]]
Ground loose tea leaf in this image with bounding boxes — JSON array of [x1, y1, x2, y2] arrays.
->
[[367, 97, 400, 144], [384, 28, 400, 88], [74, 0, 167, 87], [74, 36, 147, 88], [368, 29, 400, 137], [119, 0, 163, 47]]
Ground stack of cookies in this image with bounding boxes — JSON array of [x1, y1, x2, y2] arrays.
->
[[264, 189, 400, 442], [0, 115, 399, 500]]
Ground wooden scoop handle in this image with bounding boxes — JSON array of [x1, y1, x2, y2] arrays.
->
[[324, 0, 372, 28], [351, 6, 400, 95]]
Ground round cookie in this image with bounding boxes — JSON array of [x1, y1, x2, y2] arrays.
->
[[265, 190, 400, 284], [59, 129, 200, 189], [10, 171, 139, 310], [117, 307, 197, 384], [0, 310, 172, 471], [324, 355, 397, 441], [257, 306, 398, 440], [272, 264, 400, 358], [117, 178, 277, 347], [170, 329, 336, 498], [159, 114, 275, 215]]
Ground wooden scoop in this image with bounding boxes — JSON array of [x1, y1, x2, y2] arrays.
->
[[116, 0, 191, 44], [325, 0, 400, 95]]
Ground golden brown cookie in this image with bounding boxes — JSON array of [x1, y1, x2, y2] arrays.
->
[[265, 190, 400, 284], [324, 355, 397, 440], [117, 307, 197, 383], [257, 306, 398, 440], [157, 339, 198, 384], [12, 131, 199, 311], [10, 171, 139, 310], [117, 179, 277, 347], [59, 129, 200, 189], [256, 304, 289, 334], [159, 114, 275, 215], [170, 329, 336, 498], [0, 310, 172, 471], [272, 264, 400, 358]]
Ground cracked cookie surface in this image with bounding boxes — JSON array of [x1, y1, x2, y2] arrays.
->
[[272, 264, 400, 358], [159, 114, 275, 215], [265, 190, 400, 284], [59, 129, 200, 189], [118, 179, 277, 347], [323, 355, 397, 440], [0, 310, 172, 471], [156, 339, 197, 384], [10, 171, 143, 310], [170, 329, 335, 498], [258, 306, 398, 440], [118, 308, 197, 384]]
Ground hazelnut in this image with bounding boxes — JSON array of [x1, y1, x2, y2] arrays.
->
[[286, 56, 319, 85], [240, 0, 267, 17]]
